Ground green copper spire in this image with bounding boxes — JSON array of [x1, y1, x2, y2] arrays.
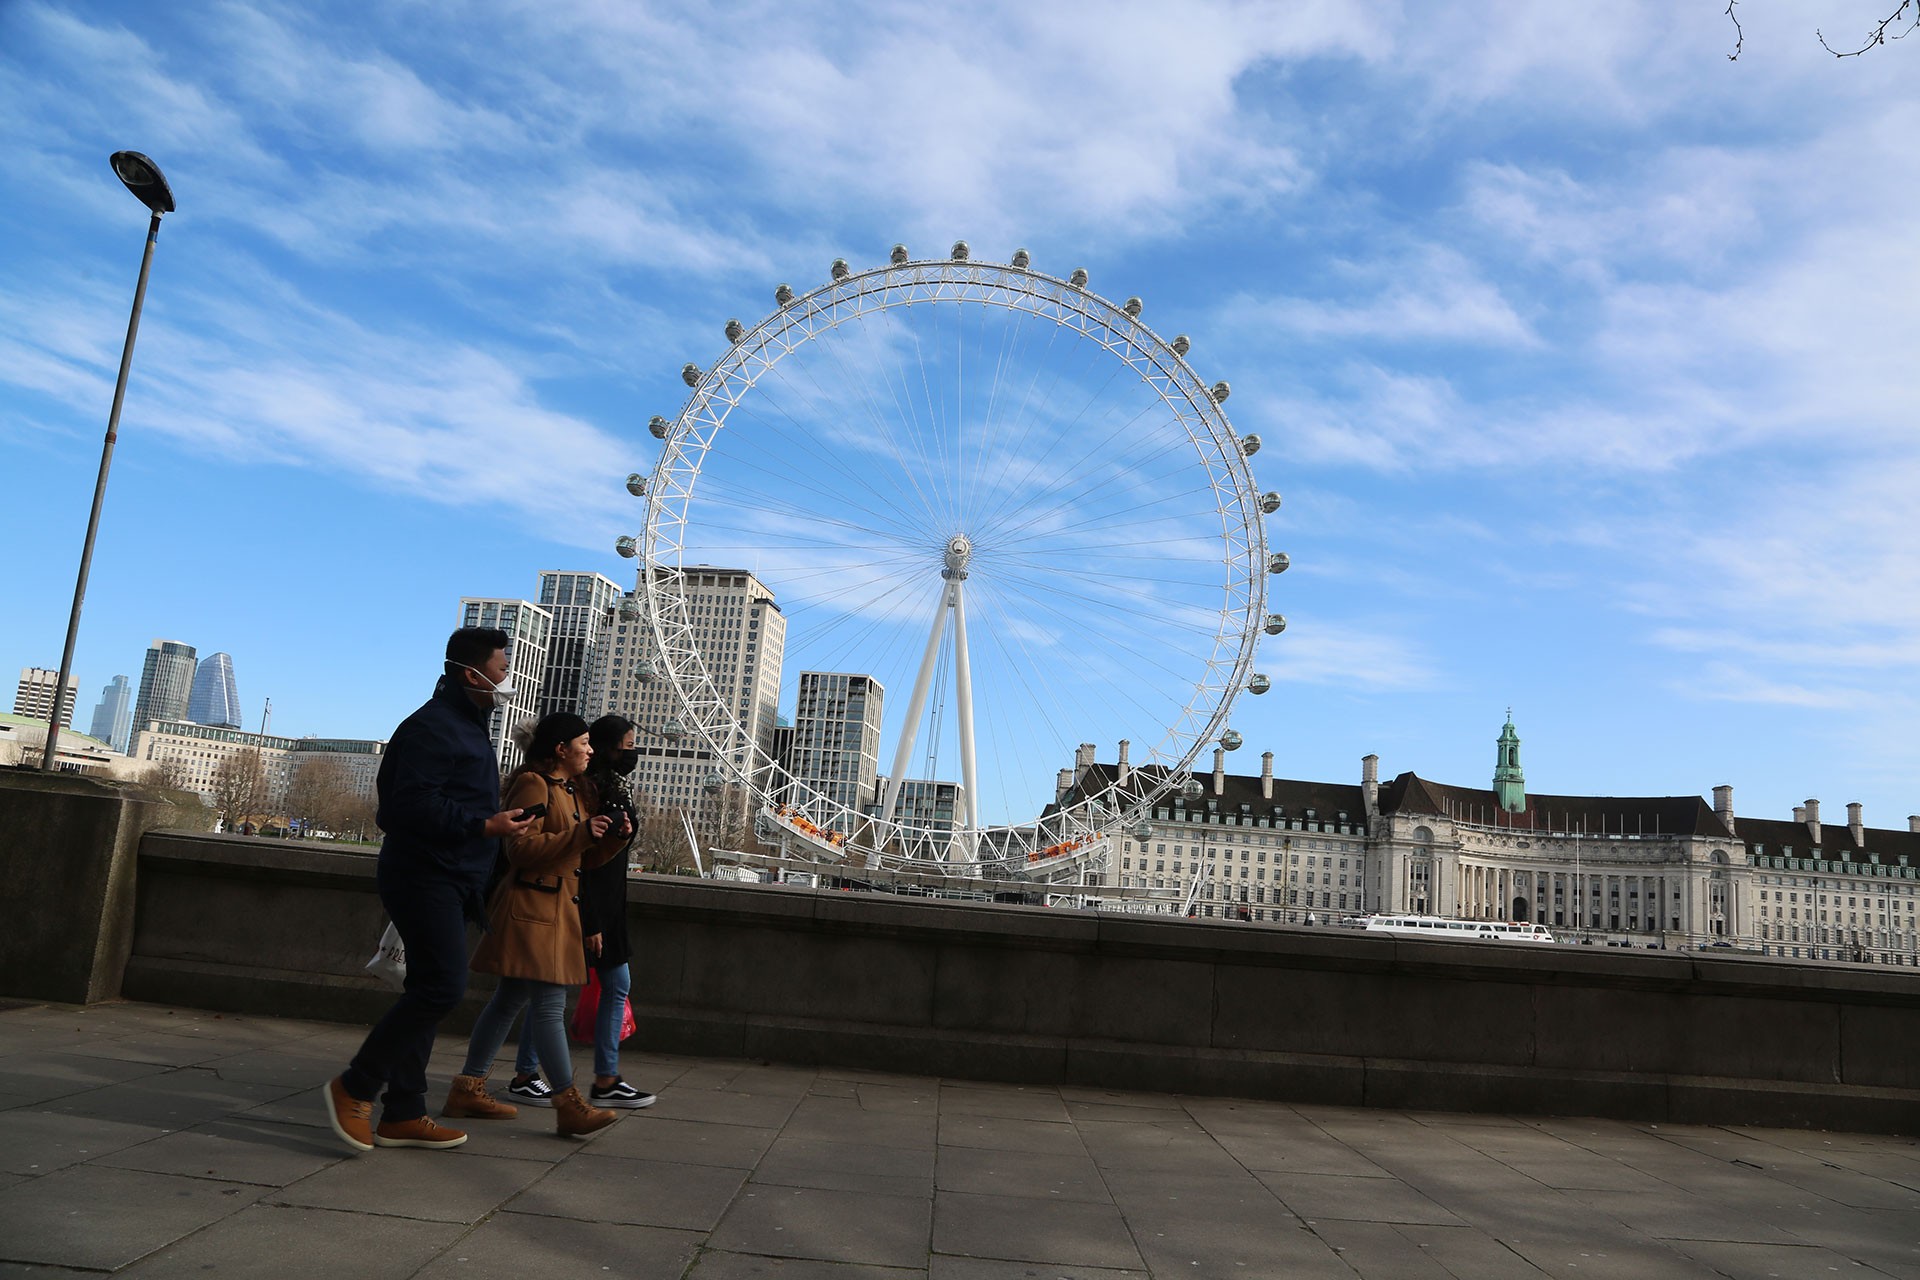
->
[[1494, 710, 1525, 813]]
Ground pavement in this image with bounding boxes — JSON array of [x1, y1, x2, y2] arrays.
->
[[2, 1002, 1919, 1279]]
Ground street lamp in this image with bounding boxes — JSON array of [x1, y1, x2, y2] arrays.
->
[[42, 152, 175, 771]]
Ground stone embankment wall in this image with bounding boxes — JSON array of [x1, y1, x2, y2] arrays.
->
[[110, 829, 1920, 1135]]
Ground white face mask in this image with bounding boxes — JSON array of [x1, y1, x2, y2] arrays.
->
[[455, 662, 516, 710]]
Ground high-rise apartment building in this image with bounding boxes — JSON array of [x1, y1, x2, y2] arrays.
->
[[535, 571, 622, 718], [581, 567, 785, 821], [188, 652, 243, 729], [871, 777, 966, 859], [132, 640, 197, 742], [14, 667, 79, 729], [790, 672, 885, 835], [457, 597, 551, 774], [88, 674, 134, 754], [132, 720, 385, 811]]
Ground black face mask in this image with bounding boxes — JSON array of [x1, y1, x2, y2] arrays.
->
[[613, 748, 640, 776]]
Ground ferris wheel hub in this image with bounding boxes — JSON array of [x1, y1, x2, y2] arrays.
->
[[941, 533, 973, 581]]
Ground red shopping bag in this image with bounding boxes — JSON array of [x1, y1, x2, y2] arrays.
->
[[569, 971, 637, 1044]]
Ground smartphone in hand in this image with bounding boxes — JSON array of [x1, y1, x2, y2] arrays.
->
[[519, 803, 549, 821]]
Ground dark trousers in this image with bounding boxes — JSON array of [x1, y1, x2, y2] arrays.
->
[[342, 868, 471, 1122]]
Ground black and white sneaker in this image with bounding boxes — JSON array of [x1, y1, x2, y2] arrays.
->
[[507, 1076, 555, 1107], [589, 1078, 656, 1109]]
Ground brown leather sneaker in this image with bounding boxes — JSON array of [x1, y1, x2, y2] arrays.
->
[[322, 1075, 373, 1152], [552, 1084, 617, 1137], [373, 1116, 469, 1149], [442, 1073, 519, 1120]]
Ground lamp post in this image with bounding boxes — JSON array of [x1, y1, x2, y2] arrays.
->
[[41, 152, 175, 772]]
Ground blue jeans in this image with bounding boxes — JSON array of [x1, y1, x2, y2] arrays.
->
[[344, 869, 471, 1123], [512, 964, 630, 1081], [463, 978, 572, 1091], [592, 963, 631, 1079]]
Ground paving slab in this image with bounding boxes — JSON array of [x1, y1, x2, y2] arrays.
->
[[0, 1164, 263, 1270], [592, 1114, 780, 1168], [414, 1212, 704, 1279], [692, 1253, 926, 1278], [934, 1146, 1109, 1203], [938, 1114, 1086, 1158], [117, 1203, 460, 1278], [92, 1115, 349, 1186], [1255, 1169, 1466, 1226], [509, 1150, 749, 1231], [936, 1085, 1071, 1124], [272, 1148, 551, 1223], [930, 1190, 1142, 1271], [0, 1110, 177, 1175], [708, 1184, 933, 1269], [783, 1096, 939, 1151], [752, 1136, 936, 1197], [928, 1260, 1142, 1280]]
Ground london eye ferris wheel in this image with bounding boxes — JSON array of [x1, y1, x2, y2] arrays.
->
[[617, 244, 1287, 878]]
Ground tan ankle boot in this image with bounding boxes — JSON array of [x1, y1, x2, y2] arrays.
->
[[553, 1084, 617, 1136], [442, 1074, 519, 1120]]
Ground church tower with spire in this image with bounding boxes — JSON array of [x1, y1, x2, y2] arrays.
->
[[1494, 712, 1526, 813]]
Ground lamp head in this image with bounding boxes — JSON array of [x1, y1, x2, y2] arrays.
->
[[110, 151, 174, 215]]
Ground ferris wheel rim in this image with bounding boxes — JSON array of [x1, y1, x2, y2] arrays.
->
[[635, 251, 1270, 869]]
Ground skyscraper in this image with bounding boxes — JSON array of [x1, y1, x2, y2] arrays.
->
[[535, 570, 622, 718], [581, 567, 785, 821], [14, 667, 79, 729], [88, 675, 134, 754], [132, 640, 197, 741], [457, 597, 551, 774], [790, 671, 885, 835], [188, 652, 243, 729]]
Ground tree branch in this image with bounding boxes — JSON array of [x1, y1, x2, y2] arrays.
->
[[1726, 0, 1744, 60], [1818, 0, 1917, 56]]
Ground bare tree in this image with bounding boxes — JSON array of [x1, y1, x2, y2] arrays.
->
[[285, 755, 352, 836], [210, 749, 269, 833], [1727, 0, 1916, 59], [629, 797, 696, 875]]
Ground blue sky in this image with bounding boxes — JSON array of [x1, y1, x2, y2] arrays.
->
[[3, 1, 1917, 829]]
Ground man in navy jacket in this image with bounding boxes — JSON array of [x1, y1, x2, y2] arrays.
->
[[323, 627, 536, 1151]]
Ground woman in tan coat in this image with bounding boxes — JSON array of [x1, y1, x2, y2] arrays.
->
[[443, 712, 630, 1135]]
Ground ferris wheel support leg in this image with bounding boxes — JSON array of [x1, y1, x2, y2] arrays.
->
[[880, 582, 952, 831], [951, 579, 980, 864]]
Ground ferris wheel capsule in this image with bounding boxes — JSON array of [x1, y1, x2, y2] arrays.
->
[[890, 243, 909, 264], [1259, 491, 1282, 514], [951, 241, 970, 261], [831, 258, 850, 280], [1248, 673, 1271, 694], [701, 770, 724, 793], [681, 363, 702, 387], [1069, 268, 1089, 287], [625, 473, 647, 497], [649, 415, 670, 439], [614, 535, 638, 559], [1264, 613, 1287, 635], [617, 595, 641, 619], [1240, 433, 1261, 456], [1172, 334, 1191, 357], [662, 718, 685, 741], [634, 657, 656, 682], [1211, 381, 1231, 404], [1181, 778, 1204, 800], [1011, 248, 1031, 268], [775, 284, 795, 306], [725, 318, 744, 343], [1267, 553, 1289, 575], [1131, 820, 1152, 842], [1221, 729, 1243, 750], [1123, 296, 1143, 318]]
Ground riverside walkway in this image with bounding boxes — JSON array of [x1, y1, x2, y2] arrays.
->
[[1, 1001, 1917, 1279]]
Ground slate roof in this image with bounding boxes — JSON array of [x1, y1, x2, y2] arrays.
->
[[1379, 772, 1732, 839], [1736, 814, 1920, 866]]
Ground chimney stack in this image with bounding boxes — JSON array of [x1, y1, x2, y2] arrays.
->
[[1212, 748, 1225, 796], [1848, 802, 1864, 845], [1116, 739, 1130, 786], [1793, 805, 1806, 824], [1261, 751, 1274, 801], [1911, 816, 1920, 834], [1804, 798, 1821, 841], [1055, 767, 1074, 802], [1712, 784, 1735, 835], [1362, 754, 1379, 814]]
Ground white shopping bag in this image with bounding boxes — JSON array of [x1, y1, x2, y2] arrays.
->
[[364, 921, 407, 992]]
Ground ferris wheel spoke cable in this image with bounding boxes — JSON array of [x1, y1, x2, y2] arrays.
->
[[966, 292, 1034, 520], [989, 565, 1225, 641], [968, 578, 1184, 740], [976, 410, 1200, 549], [985, 481, 1222, 558], [966, 320, 1110, 534], [975, 573, 1205, 700], [805, 316, 955, 535], [724, 389, 935, 542], [970, 346, 1129, 537], [966, 311, 1070, 515], [962, 586, 1091, 770]]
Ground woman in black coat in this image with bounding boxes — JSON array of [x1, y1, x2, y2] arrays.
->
[[573, 715, 653, 1109]]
